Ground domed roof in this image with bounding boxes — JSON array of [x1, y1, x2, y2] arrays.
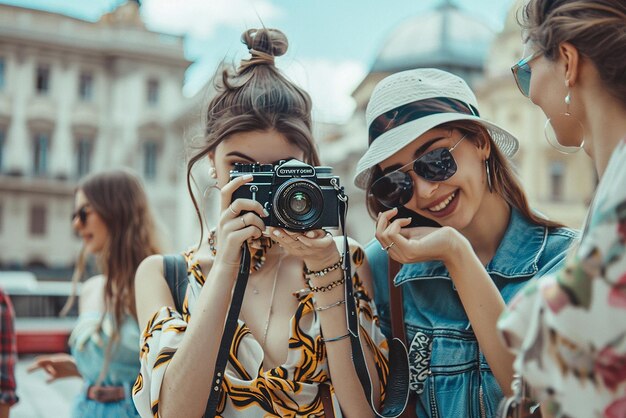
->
[[371, 1, 495, 73]]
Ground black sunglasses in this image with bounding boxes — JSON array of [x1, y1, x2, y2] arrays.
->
[[511, 51, 542, 97], [71, 205, 89, 225], [370, 134, 467, 208]]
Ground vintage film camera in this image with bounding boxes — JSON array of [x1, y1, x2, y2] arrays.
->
[[230, 159, 341, 231]]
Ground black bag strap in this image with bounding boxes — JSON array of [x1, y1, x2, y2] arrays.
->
[[203, 246, 251, 417], [336, 186, 410, 418], [388, 258, 418, 418], [162, 250, 250, 418], [163, 254, 188, 313]]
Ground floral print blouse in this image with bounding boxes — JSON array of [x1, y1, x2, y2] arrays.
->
[[132, 243, 390, 417], [498, 138, 626, 418]]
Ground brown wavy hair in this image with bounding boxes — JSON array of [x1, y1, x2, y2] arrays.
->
[[521, 0, 626, 106], [63, 168, 162, 383], [186, 28, 320, 244], [366, 121, 565, 229]]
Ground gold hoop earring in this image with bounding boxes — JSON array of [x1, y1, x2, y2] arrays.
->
[[544, 83, 584, 154]]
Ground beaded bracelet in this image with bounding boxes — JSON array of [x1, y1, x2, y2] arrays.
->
[[304, 256, 344, 278], [308, 276, 346, 293], [322, 332, 350, 343], [314, 299, 346, 311]]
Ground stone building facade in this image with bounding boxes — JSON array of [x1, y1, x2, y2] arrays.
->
[[0, 2, 191, 273]]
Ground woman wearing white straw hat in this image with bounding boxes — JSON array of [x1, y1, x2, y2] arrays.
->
[[356, 68, 577, 417]]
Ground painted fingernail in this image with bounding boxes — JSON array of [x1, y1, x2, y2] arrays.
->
[[273, 230, 281, 237], [306, 231, 316, 238], [242, 174, 253, 180]]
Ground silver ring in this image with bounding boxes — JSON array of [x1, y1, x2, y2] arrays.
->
[[382, 242, 395, 251], [241, 217, 247, 228], [229, 204, 237, 215]]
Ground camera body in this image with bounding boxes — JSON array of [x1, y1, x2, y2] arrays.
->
[[230, 159, 341, 231]]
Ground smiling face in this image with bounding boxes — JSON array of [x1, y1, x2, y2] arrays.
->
[[377, 127, 490, 230], [209, 129, 307, 188], [73, 189, 109, 255]]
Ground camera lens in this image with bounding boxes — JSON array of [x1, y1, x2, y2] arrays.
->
[[289, 192, 311, 215], [273, 179, 323, 230]]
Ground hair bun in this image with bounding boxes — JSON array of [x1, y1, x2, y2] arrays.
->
[[241, 28, 288, 60]]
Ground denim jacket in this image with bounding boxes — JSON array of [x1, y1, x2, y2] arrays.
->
[[366, 208, 577, 418]]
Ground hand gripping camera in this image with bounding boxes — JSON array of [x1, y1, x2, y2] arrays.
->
[[230, 159, 341, 231]]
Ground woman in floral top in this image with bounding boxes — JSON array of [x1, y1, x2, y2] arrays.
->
[[498, 1, 626, 417]]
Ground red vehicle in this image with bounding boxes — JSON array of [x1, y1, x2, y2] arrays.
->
[[0, 272, 79, 354]]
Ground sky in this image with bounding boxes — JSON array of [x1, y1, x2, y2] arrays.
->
[[2, 0, 516, 123]]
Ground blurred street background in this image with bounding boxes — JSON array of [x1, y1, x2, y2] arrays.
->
[[0, 0, 595, 415]]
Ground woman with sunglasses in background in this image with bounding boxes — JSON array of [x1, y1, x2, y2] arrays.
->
[[354, 68, 577, 417], [498, 1, 626, 417], [28, 169, 162, 418]]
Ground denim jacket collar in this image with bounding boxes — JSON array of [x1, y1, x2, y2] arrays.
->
[[395, 207, 548, 285]]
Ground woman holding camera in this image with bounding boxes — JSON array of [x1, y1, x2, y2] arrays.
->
[[497, 1, 626, 417], [355, 68, 577, 417], [133, 28, 390, 418]]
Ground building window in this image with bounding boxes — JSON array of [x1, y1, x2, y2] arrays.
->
[[0, 127, 5, 171], [147, 79, 159, 106], [30, 205, 47, 236], [76, 137, 93, 178], [78, 72, 93, 101], [143, 141, 158, 180], [33, 133, 50, 176], [36, 65, 50, 95], [550, 160, 565, 201], [0, 57, 5, 90]]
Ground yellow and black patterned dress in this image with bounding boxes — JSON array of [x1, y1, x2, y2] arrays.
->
[[133, 244, 389, 417]]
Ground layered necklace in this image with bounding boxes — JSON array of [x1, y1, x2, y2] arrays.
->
[[208, 229, 282, 347]]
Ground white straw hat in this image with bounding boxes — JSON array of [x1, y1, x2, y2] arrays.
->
[[354, 68, 519, 189]]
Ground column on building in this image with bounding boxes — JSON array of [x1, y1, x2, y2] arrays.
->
[[50, 59, 76, 178], [5, 49, 33, 174]]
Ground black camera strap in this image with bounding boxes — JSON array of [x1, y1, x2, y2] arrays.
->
[[203, 245, 251, 418], [336, 186, 410, 418]]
